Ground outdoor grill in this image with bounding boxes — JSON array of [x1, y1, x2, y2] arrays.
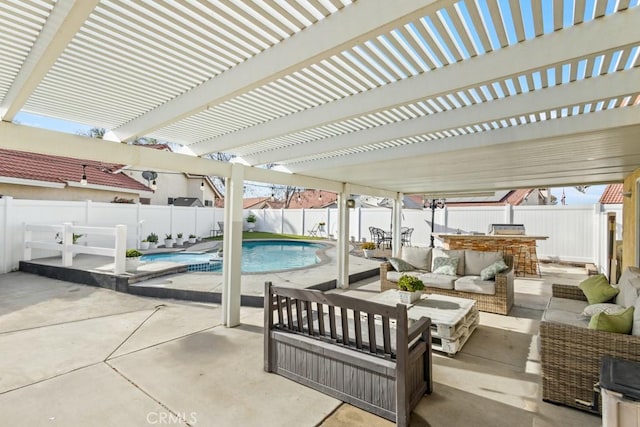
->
[[488, 224, 526, 235]]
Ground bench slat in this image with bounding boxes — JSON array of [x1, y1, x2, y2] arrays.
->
[[368, 313, 377, 353], [341, 307, 349, 345], [329, 305, 337, 340], [354, 310, 363, 349], [317, 303, 325, 336]]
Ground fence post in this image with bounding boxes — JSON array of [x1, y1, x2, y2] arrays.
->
[[62, 222, 73, 267], [114, 224, 126, 274], [23, 223, 32, 261]]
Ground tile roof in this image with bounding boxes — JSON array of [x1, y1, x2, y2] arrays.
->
[[0, 148, 151, 191], [599, 184, 623, 204]]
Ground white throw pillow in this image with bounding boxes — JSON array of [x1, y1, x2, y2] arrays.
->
[[582, 303, 627, 317], [615, 267, 640, 307], [633, 296, 640, 336]]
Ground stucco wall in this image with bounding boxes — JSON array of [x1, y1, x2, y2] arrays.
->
[[622, 169, 640, 269], [0, 183, 139, 203]]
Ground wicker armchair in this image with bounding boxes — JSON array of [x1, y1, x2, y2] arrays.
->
[[380, 255, 514, 315], [539, 284, 640, 413]]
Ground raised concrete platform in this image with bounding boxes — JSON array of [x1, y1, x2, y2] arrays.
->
[[19, 240, 381, 306]]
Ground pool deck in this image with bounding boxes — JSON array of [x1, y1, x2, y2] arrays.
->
[[19, 239, 383, 303], [0, 262, 601, 426]]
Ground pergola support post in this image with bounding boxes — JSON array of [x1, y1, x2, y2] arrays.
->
[[337, 185, 350, 289], [221, 163, 244, 327]]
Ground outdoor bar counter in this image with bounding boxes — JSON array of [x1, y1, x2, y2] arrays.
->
[[434, 234, 549, 277]]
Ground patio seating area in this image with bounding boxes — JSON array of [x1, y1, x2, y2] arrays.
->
[[0, 263, 602, 426]]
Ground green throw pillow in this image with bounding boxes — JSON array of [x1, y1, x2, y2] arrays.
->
[[432, 256, 459, 276], [579, 274, 619, 304], [388, 257, 415, 272], [588, 306, 634, 334], [480, 259, 509, 280]]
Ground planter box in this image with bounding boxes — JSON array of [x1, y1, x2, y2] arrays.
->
[[398, 290, 421, 304], [125, 257, 140, 271]]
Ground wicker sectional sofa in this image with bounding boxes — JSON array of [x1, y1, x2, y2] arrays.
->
[[380, 246, 514, 315], [539, 267, 640, 413]]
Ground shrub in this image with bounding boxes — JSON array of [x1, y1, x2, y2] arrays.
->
[[361, 242, 376, 250], [147, 233, 158, 243], [246, 213, 257, 223], [398, 275, 424, 292], [165, 234, 173, 239], [188, 234, 196, 238], [126, 249, 143, 258], [177, 232, 183, 238]]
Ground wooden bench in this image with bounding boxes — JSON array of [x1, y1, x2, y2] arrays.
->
[[264, 282, 432, 426]]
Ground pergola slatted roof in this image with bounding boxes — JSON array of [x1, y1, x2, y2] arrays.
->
[[1, 0, 639, 196]]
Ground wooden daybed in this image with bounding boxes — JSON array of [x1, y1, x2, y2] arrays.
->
[[264, 282, 433, 426]]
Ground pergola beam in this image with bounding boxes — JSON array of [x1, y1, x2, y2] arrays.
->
[[108, 0, 448, 142], [191, 7, 640, 157], [249, 67, 640, 165], [285, 108, 640, 175], [0, 1, 100, 121]]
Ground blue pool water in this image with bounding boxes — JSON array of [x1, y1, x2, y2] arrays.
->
[[141, 240, 325, 273]]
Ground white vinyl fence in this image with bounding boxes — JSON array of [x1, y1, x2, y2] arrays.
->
[[0, 196, 622, 275]]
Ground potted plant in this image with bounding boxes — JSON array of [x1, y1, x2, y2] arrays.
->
[[175, 232, 184, 246], [246, 213, 257, 232], [318, 221, 326, 232], [397, 275, 425, 304], [188, 234, 197, 244], [147, 232, 158, 249], [125, 249, 143, 271], [140, 239, 150, 250], [164, 233, 175, 248], [361, 241, 376, 258]]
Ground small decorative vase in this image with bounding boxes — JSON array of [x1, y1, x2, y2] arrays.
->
[[398, 290, 421, 304], [175, 237, 184, 246], [363, 249, 373, 259], [164, 239, 175, 248], [148, 242, 157, 249], [140, 241, 150, 250], [188, 238, 196, 244], [246, 222, 256, 232]]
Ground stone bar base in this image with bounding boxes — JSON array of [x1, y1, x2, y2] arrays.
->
[[435, 234, 548, 277]]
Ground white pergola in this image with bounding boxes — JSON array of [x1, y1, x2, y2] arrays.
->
[[1, 0, 640, 326]]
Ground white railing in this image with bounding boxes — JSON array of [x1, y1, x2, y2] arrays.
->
[[23, 222, 127, 274]]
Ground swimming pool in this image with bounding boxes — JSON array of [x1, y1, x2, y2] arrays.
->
[[141, 240, 327, 273]]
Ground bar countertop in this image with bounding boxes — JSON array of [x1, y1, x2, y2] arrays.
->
[[434, 234, 548, 240]]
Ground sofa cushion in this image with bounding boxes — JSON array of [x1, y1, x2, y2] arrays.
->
[[480, 259, 509, 281], [633, 296, 640, 336], [419, 272, 456, 289], [432, 248, 465, 276], [388, 257, 415, 272], [589, 306, 634, 334], [579, 274, 619, 304], [387, 270, 423, 282], [542, 297, 590, 328], [464, 250, 504, 276], [400, 246, 432, 271], [432, 256, 459, 276], [615, 267, 640, 307], [582, 303, 627, 317], [454, 276, 496, 295]]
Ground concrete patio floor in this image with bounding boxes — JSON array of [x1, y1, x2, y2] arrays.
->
[[0, 263, 602, 426]]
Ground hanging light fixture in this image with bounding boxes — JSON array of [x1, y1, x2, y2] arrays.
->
[[200, 177, 205, 192], [297, 191, 301, 202], [80, 165, 87, 186], [318, 191, 322, 201]]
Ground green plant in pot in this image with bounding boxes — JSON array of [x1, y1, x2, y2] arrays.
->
[[397, 274, 424, 304], [246, 213, 257, 232], [146, 232, 159, 249], [188, 234, 197, 244], [361, 241, 376, 258], [175, 232, 184, 246], [125, 249, 143, 272], [126, 249, 143, 258]]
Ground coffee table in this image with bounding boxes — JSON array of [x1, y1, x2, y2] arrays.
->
[[369, 290, 479, 357]]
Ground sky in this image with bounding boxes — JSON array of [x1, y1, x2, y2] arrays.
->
[[12, 112, 608, 204]]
